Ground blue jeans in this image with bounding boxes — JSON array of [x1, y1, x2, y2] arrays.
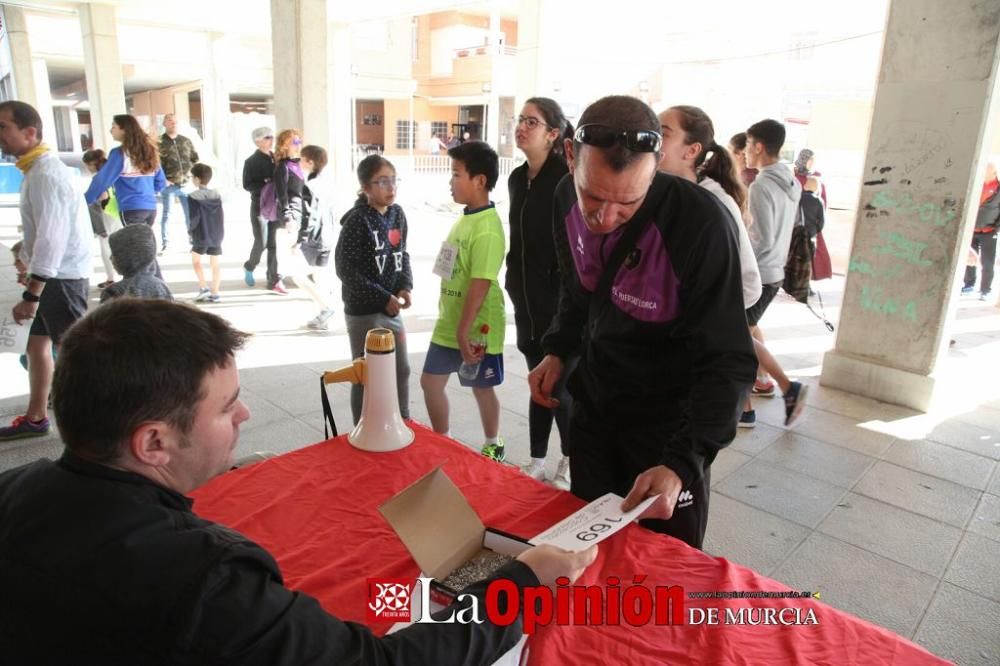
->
[[159, 183, 190, 247]]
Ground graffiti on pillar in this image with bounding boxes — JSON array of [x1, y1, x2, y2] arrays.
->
[[862, 189, 958, 227]]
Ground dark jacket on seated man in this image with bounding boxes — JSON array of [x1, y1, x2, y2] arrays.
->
[[0, 450, 536, 664]]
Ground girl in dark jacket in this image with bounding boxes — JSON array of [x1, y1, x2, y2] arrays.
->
[[506, 97, 576, 488], [335, 155, 413, 424], [270, 128, 305, 293]]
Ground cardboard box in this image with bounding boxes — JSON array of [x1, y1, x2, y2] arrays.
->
[[379, 465, 533, 608]]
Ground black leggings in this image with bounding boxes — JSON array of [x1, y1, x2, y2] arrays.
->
[[521, 341, 576, 460], [964, 230, 997, 294]]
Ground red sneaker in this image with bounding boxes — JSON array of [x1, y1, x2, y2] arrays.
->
[[752, 378, 776, 397]]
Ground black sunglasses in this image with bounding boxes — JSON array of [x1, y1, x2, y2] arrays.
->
[[574, 124, 662, 153]]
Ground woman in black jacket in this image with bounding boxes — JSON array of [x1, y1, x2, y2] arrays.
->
[[270, 128, 305, 294], [506, 97, 576, 488]]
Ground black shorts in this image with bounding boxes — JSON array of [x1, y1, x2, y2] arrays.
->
[[29, 277, 89, 344], [191, 246, 222, 256], [745, 281, 781, 327], [300, 245, 330, 267]]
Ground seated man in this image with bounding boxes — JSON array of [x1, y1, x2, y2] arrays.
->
[[0, 299, 595, 664]]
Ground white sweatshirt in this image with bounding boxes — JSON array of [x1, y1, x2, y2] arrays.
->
[[20, 152, 92, 280], [700, 176, 763, 308]]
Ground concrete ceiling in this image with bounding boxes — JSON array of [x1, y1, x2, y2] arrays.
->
[[7, 0, 522, 98]]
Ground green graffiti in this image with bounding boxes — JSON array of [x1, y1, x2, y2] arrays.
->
[[859, 285, 918, 323], [849, 257, 875, 275], [867, 189, 958, 226], [873, 231, 933, 267]]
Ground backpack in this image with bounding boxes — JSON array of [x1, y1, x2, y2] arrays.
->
[[783, 220, 835, 332], [259, 180, 278, 222], [782, 224, 812, 304]]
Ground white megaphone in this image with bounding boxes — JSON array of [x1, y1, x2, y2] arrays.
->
[[322, 328, 414, 452]]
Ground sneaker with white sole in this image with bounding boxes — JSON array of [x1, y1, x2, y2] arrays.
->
[[194, 288, 211, 302], [783, 381, 809, 427], [551, 456, 571, 491], [306, 308, 336, 330], [752, 378, 776, 397], [520, 460, 546, 481], [480, 438, 505, 463], [738, 410, 757, 428]]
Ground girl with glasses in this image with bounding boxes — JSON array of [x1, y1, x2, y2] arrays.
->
[[334, 155, 413, 425], [507, 97, 577, 489]]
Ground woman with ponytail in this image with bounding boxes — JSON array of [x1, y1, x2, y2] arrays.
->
[[334, 155, 412, 425], [506, 97, 577, 488], [657, 105, 760, 309], [658, 105, 807, 429]]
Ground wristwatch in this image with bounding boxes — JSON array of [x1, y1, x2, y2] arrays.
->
[[21, 290, 40, 303]]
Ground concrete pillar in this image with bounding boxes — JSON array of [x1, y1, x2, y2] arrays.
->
[[4, 8, 56, 146], [328, 22, 353, 186], [270, 0, 328, 148], [820, 0, 1000, 411], [5, 7, 38, 103], [514, 0, 561, 117], [485, 2, 502, 149], [203, 32, 235, 187], [79, 3, 126, 151], [31, 58, 57, 149]]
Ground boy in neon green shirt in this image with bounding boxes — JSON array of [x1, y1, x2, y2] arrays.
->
[[421, 141, 508, 462]]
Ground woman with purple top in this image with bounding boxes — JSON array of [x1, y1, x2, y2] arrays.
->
[[270, 128, 305, 294]]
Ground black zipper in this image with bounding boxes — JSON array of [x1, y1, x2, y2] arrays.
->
[[518, 175, 536, 339]]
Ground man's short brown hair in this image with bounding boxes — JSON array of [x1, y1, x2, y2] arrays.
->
[[0, 101, 43, 141], [574, 95, 659, 172], [52, 299, 249, 463]]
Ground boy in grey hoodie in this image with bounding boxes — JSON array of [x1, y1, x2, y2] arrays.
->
[[100, 224, 174, 303], [742, 119, 807, 428]]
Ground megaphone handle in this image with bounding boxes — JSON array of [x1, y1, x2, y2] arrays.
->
[[320, 377, 339, 439]]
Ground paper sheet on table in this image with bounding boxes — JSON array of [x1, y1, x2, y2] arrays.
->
[[529, 493, 661, 552], [0, 306, 30, 355]]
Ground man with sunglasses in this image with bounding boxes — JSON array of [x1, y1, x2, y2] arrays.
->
[[528, 95, 756, 549]]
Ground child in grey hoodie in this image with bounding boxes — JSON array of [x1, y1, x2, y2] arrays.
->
[[100, 224, 174, 303]]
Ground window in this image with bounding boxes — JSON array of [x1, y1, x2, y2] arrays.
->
[[396, 120, 416, 150], [430, 121, 448, 138]]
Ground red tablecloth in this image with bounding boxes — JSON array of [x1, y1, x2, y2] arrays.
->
[[192, 423, 945, 665]]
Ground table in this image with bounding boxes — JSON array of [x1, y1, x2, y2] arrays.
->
[[192, 423, 946, 665]]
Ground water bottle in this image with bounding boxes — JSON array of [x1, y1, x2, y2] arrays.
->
[[458, 324, 490, 381]]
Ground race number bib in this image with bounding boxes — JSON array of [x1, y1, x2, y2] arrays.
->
[[432, 241, 458, 280], [0, 305, 30, 355], [530, 493, 661, 552]]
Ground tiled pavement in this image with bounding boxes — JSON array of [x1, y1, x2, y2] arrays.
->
[[1, 191, 999, 665]]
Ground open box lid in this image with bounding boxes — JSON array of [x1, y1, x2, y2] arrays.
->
[[379, 466, 485, 581]]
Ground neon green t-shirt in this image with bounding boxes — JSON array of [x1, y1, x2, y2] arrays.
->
[[431, 204, 506, 353]]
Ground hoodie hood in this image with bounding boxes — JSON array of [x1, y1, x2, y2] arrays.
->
[[758, 163, 801, 201], [108, 224, 157, 276]]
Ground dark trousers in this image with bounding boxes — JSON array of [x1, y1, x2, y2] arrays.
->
[[965, 230, 998, 294], [568, 402, 711, 550], [243, 197, 280, 287], [521, 342, 576, 459]]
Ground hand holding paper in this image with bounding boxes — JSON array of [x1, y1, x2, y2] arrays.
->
[[621, 465, 684, 521], [530, 493, 662, 552]]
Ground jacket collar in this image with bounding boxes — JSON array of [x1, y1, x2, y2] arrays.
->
[[58, 450, 194, 511]]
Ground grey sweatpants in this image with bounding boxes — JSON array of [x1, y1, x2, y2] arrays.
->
[[344, 312, 410, 423]]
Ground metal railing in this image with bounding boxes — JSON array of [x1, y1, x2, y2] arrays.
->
[[352, 148, 522, 179]]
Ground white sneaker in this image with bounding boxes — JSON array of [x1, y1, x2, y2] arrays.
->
[[551, 456, 571, 491], [520, 460, 546, 481]]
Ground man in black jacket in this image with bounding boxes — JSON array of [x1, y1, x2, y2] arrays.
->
[[0, 298, 596, 664], [242, 126, 278, 289], [528, 96, 757, 549]]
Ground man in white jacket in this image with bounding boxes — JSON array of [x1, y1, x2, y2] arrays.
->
[[0, 100, 92, 441]]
